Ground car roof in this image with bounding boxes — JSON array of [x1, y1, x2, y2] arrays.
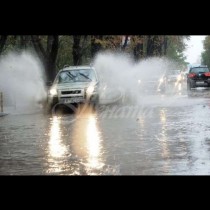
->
[[190, 65, 208, 68]]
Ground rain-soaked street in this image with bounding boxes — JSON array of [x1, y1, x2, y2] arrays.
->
[[1, 91, 210, 175]]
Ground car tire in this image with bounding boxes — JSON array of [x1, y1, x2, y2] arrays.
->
[[90, 96, 99, 112], [187, 82, 193, 97], [187, 90, 192, 97]]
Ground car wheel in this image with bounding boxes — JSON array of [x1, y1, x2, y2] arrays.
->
[[187, 90, 193, 97], [187, 82, 193, 97], [90, 96, 99, 111]]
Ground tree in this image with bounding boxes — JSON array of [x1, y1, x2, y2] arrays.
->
[[121, 35, 129, 50], [31, 35, 59, 82], [72, 35, 89, 65], [165, 36, 189, 67], [56, 36, 73, 70], [201, 36, 210, 68], [91, 35, 104, 58], [0, 35, 190, 82], [19, 36, 31, 50], [0, 35, 7, 55], [163, 36, 168, 56], [131, 36, 144, 61], [146, 35, 164, 57]]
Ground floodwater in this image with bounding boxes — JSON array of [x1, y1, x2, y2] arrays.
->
[[1, 90, 210, 175]]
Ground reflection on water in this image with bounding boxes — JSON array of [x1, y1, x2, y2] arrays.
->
[[2, 94, 210, 175], [49, 117, 67, 158], [138, 116, 145, 138], [139, 117, 145, 130], [72, 111, 104, 175], [158, 108, 170, 172], [178, 83, 182, 92], [86, 115, 104, 172], [47, 116, 68, 174]]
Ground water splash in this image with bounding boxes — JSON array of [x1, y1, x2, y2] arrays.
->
[[0, 51, 47, 113], [93, 51, 184, 105]]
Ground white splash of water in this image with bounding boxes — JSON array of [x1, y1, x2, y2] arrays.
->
[[0, 51, 47, 113], [93, 51, 180, 105]]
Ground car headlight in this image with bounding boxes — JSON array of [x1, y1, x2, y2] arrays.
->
[[49, 88, 57, 96], [159, 78, 164, 83], [177, 75, 182, 81], [86, 85, 95, 95]]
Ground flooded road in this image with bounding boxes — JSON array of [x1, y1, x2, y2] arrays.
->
[[1, 93, 210, 175]]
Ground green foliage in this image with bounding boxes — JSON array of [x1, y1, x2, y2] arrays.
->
[[56, 36, 74, 71], [201, 36, 210, 68], [166, 36, 189, 67], [0, 35, 189, 73], [2, 36, 19, 53]]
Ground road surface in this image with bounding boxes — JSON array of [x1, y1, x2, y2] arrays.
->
[[1, 90, 210, 175]]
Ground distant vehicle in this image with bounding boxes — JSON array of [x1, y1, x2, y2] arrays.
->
[[47, 66, 100, 112], [187, 65, 210, 95], [137, 74, 166, 95], [165, 70, 183, 84]]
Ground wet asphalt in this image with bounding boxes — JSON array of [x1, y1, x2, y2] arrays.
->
[[1, 88, 210, 175]]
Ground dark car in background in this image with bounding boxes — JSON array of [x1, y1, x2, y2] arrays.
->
[[187, 65, 210, 95]]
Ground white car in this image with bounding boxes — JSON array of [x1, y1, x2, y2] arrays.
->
[[47, 65, 100, 111]]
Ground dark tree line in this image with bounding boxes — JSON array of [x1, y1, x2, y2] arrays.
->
[[202, 36, 210, 68], [0, 35, 189, 82], [0, 35, 7, 54], [31, 35, 59, 82]]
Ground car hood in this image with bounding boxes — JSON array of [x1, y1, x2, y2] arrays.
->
[[53, 82, 96, 90]]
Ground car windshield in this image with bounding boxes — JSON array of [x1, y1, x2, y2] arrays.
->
[[56, 69, 97, 84], [190, 67, 210, 73]]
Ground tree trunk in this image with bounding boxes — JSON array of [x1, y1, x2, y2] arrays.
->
[[133, 36, 144, 61], [146, 35, 154, 56], [0, 35, 7, 54], [91, 35, 103, 58], [156, 36, 162, 56], [20, 36, 25, 49], [73, 35, 82, 65], [31, 35, 59, 82], [146, 35, 162, 57], [163, 36, 168, 56], [72, 35, 89, 65], [19, 36, 31, 50], [121, 35, 129, 50], [134, 42, 143, 61], [47, 36, 59, 81]]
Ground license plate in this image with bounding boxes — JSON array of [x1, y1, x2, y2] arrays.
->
[[63, 98, 84, 104], [196, 81, 205, 84]]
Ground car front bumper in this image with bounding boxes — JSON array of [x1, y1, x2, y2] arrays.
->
[[48, 93, 99, 106]]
